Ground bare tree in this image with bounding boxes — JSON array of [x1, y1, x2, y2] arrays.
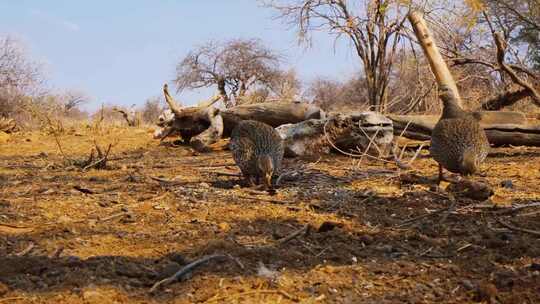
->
[[438, 0, 540, 110], [307, 76, 368, 111], [141, 96, 164, 123], [60, 90, 89, 113], [264, 0, 409, 112], [0, 36, 43, 117], [174, 38, 282, 107]]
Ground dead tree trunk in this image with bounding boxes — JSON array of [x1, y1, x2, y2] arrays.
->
[[276, 112, 393, 157], [408, 11, 463, 107]]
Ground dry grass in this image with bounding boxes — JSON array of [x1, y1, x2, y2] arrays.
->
[[0, 126, 539, 303]]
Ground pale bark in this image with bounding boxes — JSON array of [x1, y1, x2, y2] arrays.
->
[[408, 11, 463, 107]]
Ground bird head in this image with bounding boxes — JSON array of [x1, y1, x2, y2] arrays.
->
[[460, 150, 478, 176], [256, 155, 274, 189]]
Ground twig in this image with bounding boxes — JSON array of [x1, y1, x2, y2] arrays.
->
[[397, 202, 455, 227], [99, 212, 129, 222], [497, 219, 540, 237], [235, 195, 296, 205], [323, 121, 393, 164], [82, 157, 107, 171], [276, 224, 310, 245], [0, 222, 31, 229], [73, 185, 95, 195], [50, 246, 64, 258], [213, 171, 242, 177], [407, 143, 426, 167], [494, 202, 540, 215], [148, 176, 185, 185], [149, 254, 229, 293], [260, 225, 310, 249], [15, 242, 35, 256], [0, 297, 26, 303]]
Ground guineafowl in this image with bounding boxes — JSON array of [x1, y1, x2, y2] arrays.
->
[[230, 120, 284, 189], [430, 86, 490, 183]]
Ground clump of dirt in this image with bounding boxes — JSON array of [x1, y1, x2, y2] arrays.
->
[[0, 127, 539, 303]]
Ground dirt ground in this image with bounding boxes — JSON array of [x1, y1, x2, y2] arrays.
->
[[1, 126, 539, 303]]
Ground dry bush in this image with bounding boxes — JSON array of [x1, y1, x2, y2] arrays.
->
[[306, 76, 369, 112], [140, 96, 165, 124], [0, 36, 44, 120]]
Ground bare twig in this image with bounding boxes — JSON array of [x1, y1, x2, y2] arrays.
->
[[0, 297, 27, 303], [235, 195, 296, 205], [50, 246, 64, 258], [275, 224, 310, 245], [397, 201, 455, 227], [99, 212, 129, 222], [15, 242, 35, 256], [323, 120, 393, 164], [73, 185, 95, 195], [149, 254, 231, 293], [213, 171, 242, 177], [497, 219, 540, 237], [148, 176, 185, 185]]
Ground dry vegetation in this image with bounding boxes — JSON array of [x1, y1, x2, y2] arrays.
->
[[1, 126, 539, 303], [1, 0, 540, 303]]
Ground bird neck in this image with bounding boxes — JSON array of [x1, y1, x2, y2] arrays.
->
[[441, 98, 466, 119]]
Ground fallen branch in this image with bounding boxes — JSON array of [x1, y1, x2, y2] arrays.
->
[[213, 171, 242, 177], [149, 254, 230, 293], [235, 195, 296, 205], [497, 219, 540, 237], [15, 242, 35, 256], [73, 185, 95, 195], [148, 176, 185, 185], [99, 212, 130, 222], [275, 224, 310, 245], [397, 202, 455, 227]]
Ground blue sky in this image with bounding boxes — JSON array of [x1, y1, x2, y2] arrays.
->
[[0, 0, 359, 110]]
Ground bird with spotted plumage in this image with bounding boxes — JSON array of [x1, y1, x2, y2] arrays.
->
[[430, 85, 490, 184], [229, 120, 284, 189]]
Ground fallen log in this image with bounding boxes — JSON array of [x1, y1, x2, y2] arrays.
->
[[276, 112, 393, 157], [390, 113, 540, 147], [155, 84, 325, 151]]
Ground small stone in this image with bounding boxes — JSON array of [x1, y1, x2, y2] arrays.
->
[[317, 221, 343, 233], [199, 182, 210, 188], [500, 180, 513, 189], [461, 279, 475, 290]]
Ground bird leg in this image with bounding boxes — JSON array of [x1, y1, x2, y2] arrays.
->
[[244, 175, 256, 187], [438, 164, 444, 185]]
